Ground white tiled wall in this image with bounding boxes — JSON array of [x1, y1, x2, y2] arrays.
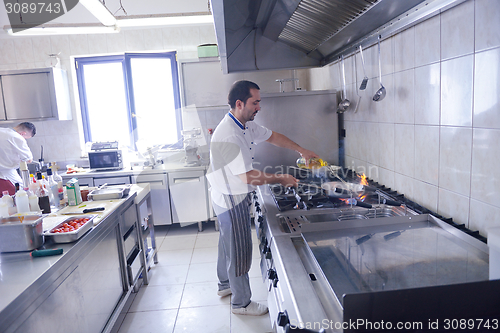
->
[[312, 0, 500, 237], [0, 25, 218, 163]]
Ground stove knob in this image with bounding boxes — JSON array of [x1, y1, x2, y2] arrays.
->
[[258, 216, 264, 223], [254, 201, 260, 207], [256, 206, 262, 213], [273, 277, 279, 288], [267, 268, 277, 280], [265, 251, 272, 260], [277, 310, 290, 327]]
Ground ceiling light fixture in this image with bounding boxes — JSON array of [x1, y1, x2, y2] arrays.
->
[[79, 0, 116, 26], [4, 24, 120, 36], [116, 14, 213, 28]]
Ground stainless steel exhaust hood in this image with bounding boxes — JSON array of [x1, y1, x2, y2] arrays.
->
[[211, 0, 467, 73]]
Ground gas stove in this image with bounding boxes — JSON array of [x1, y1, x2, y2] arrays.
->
[[269, 168, 404, 212], [250, 168, 497, 333]]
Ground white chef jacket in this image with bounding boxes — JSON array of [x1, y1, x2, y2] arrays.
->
[[206, 112, 272, 209], [0, 127, 33, 187]]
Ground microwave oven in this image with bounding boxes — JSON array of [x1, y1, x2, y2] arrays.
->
[[88, 149, 123, 171]]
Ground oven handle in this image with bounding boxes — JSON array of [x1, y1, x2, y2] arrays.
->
[[278, 311, 325, 333], [285, 324, 325, 333]]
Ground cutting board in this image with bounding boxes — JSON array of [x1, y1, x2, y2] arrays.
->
[[55, 199, 124, 226]]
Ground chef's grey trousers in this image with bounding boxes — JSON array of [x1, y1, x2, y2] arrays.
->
[[213, 196, 252, 309]]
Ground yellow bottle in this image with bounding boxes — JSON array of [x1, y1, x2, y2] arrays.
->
[[296, 157, 328, 169]]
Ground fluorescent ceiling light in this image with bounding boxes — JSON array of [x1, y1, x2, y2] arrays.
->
[[5, 25, 120, 36], [116, 15, 213, 28], [79, 0, 116, 26]]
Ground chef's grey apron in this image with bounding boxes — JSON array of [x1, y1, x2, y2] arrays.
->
[[222, 193, 252, 277]]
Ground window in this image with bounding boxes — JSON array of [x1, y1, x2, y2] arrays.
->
[[75, 52, 182, 150]]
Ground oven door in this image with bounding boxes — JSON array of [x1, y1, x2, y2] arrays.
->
[[89, 150, 123, 170], [267, 235, 337, 332]]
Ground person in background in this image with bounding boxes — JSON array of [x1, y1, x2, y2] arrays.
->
[[206, 80, 319, 316], [0, 122, 36, 197]]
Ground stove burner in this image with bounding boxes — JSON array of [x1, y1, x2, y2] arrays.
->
[[270, 183, 345, 211], [270, 170, 403, 212]]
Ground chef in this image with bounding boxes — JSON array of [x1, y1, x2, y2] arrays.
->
[[0, 122, 36, 196], [206, 80, 318, 316]]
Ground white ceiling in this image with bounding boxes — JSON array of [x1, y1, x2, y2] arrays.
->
[[0, 0, 210, 28]]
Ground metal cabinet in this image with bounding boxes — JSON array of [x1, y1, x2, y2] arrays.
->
[[63, 175, 94, 187], [93, 176, 131, 187], [0, 67, 71, 122], [168, 170, 209, 224], [180, 59, 243, 108], [14, 266, 87, 333], [12, 218, 124, 333], [135, 191, 158, 285], [132, 173, 172, 225], [2, 73, 52, 119], [119, 204, 143, 289], [78, 222, 124, 333], [0, 80, 5, 121]]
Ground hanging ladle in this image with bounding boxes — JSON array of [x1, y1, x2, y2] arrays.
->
[[337, 55, 350, 113], [358, 45, 368, 90], [373, 35, 386, 102], [353, 50, 362, 113]]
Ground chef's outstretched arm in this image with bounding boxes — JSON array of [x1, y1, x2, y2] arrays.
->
[[266, 131, 319, 162], [238, 170, 298, 188]]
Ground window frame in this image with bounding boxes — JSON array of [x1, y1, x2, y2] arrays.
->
[[75, 51, 183, 149]]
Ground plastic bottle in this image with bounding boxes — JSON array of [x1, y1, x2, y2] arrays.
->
[[1, 191, 15, 216], [36, 172, 51, 214], [40, 174, 53, 204], [19, 161, 30, 189], [46, 168, 60, 208], [0, 200, 9, 218], [28, 174, 38, 194], [52, 165, 64, 207], [29, 192, 40, 212], [1, 190, 14, 207], [15, 189, 30, 214], [13, 183, 20, 206], [296, 157, 328, 169]]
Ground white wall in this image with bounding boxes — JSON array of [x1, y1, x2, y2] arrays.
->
[[0, 23, 310, 166], [0, 24, 218, 164], [308, 0, 500, 237]]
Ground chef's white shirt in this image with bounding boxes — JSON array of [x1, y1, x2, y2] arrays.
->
[[0, 127, 33, 187], [206, 112, 272, 209]]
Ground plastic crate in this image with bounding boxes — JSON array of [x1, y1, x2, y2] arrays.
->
[[197, 44, 218, 58]]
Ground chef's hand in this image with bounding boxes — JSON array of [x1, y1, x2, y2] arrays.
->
[[277, 174, 298, 188], [299, 149, 320, 166]]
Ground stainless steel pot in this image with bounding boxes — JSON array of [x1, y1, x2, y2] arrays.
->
[[0, 215, 44, 252], [321, 181, 365, 198]]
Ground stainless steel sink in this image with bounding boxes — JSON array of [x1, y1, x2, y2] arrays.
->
[[277, 205, 417, 233], [88, 185, 131, 200]]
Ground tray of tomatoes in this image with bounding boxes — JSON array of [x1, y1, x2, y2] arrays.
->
[[45, 215, 97, 243]]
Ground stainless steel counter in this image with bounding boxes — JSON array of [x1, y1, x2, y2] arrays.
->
[[255, 184, 499, 332], [61, 162, 208, 179], [0, 185, 150, 333]]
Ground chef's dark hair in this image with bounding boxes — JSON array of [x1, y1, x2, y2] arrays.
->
[[228, 80, 260, 109], [16, 122, 36, 137]]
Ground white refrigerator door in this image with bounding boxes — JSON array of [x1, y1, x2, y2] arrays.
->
[[168, 170, 208, 224]]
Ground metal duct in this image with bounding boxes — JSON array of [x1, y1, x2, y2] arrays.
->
[[279, 0, 378, 54], [210, 0, 468, 73]]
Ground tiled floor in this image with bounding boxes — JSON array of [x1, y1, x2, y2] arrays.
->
[[113, 221, 273, 333]]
